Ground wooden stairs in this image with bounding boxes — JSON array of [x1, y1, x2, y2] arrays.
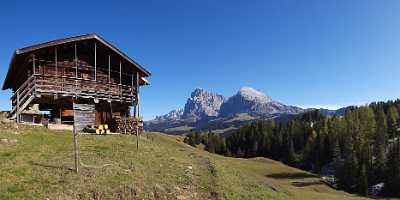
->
[[9, 75, 36, 121]]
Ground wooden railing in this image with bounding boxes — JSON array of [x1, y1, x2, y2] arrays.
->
[[33, 74, 136, 101], [32, 59, 134, 86], [10, 57, 140, 119], [10, 73, 137, 119]]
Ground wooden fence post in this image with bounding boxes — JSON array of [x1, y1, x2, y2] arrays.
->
[[73, 102, 79, 173], [136, 125, 139, 149], [16, 91, 20, 123]]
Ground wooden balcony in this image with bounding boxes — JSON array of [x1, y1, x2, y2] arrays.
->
[[11, 74, 136, 105], [34, 75, 136, 102]]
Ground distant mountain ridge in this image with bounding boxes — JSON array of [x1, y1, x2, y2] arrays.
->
[[182, 88, 225, 121], [219, 87, 304, 117], [154, 108, 183, 121], [150, 87, 307, 122], [146, 87, 317, 133], [318, 107, 348, 116]]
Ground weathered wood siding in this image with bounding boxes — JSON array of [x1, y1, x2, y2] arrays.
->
[[73, 103, 95, 131]]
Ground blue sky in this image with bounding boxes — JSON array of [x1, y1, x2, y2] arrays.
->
[[1, 0, 400, 120]]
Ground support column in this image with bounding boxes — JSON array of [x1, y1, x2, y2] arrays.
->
[[16, 91, 20, 123], [94, 42, 97, 81], [59, 104, 62, 124], [108, 55, 111, 83], [75, 43, 78, 78], [119, 60, 122, 100], [73, 102, 79, 173], [136, 71, 140, 118], [135, 71, 140, 149], [74, 43, 78, 97], [32, 54, 36, 75], [55, 47, 58, 95], [131, 74, 136, 117], [119, 60, 122, 85], [55, 47, 58, 77], [108, 55, 111, 102]]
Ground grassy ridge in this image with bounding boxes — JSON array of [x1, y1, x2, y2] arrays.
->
[[0, 124, 368, 199]]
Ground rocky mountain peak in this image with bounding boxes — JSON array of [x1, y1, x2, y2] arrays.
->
[[182, 88, 225, 121], [150, 87, 304, 123], [219, 87, 303, 117], [237, 87, 272, 103], [191, 88, 205, 97]]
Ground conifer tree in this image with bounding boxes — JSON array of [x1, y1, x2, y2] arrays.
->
[[194, 131, 202, 145], [373, 107, 388, 183], [387, 105, 399, 138], [333, 139, 341, 163], [359, 162, 369, 196], [384, 141, 400, 196], [287, 137, 297, 166]]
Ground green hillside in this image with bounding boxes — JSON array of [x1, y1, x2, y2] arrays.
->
[[0, 124, 368, 200]]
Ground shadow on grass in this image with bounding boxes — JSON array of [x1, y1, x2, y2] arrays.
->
[[291, 181, 323, 187], [265, 172, 317, 179], [29, 161, 74, 171]]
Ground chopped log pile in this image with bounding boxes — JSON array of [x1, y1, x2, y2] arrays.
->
[[96, 124, 111, 134], [109, 116, 143, 135], [82, 124, 111, 134], [82, 116, 143, 135]]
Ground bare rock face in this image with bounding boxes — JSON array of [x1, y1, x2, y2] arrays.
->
[[150, 87, 304, 122], [146, 87, 305, 133], [182, 88, 225, 121], [219, 87, 304, 117], [150, 88, 225, 123]]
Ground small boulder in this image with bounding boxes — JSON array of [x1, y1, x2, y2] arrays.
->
[[0, 138, 17, 146], [176, 195, 188, 200], [9, 139, 17, 145], [174, 186, 181, 192], [0, 138, 8, 144]]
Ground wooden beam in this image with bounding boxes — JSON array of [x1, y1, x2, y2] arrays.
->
[[72, 102, 79, 173], [94, 41, 97, 81], [136, 71, 140, 118], [119, 60, 122, 100], [55, 47, 58, 77], [59, 104, 62, 124], [74, 43, 78, 78], [136, 124, 139, 149], [131, 74, 136, 117], [32, 54, 36, 75], [108, 55, 111, 101], [119, 60, 122, 85], [131, 74, 134, 91], [135, 71, 140, 149], [108, 55, 111, 83], [74, 43, 78, 97], [16, 91, 20, 123]]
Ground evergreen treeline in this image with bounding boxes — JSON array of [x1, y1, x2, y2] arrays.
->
[[184, 100, 400, 197]]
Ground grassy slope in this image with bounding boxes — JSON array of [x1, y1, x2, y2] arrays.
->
[[0, 124, 368, 200]]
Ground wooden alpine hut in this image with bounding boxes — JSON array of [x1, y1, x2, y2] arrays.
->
[[2, 33, 151, 131]]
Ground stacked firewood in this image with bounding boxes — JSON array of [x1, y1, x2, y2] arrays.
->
[[96, 124, 111, 135], [82, 124, 111, 135], [109, 116, 143, 135]]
